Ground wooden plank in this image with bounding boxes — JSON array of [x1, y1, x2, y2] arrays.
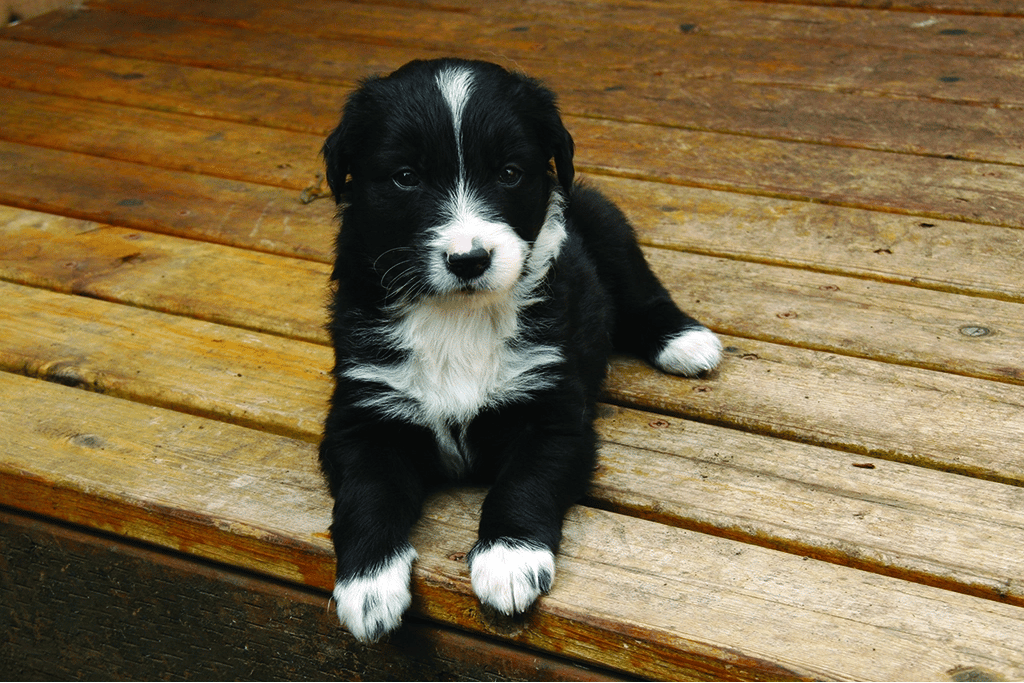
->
[[418, 494, 1024, 681], [88, 0, 1024, 61], [1, 510, 623, 681], [606, 346, 1024, 485], [4, 206, 1023, 388], [0, 87, 324, 190], [3, 372, 1024, 681], [4, 210, 1023, 603], [3, 323, 1024, 630], [7, 5, 1024, 108], [592, 405, 1024, 607], [756, 0, 1024, 17], [4, 39, 1024, 169], [6, 82, 1024, 232], [2, 281, 1022, 486], [0, 140, 336, 261], [0, 206, 331, 343], [5, 135, 1023, 307], [0, 281, 332, 440], [0, 41, 340, 134], [569, 115, 1024, 229], [642, 247, 1024, 385], [595, 176, 1024, 304], [1, 7, 422, 82]]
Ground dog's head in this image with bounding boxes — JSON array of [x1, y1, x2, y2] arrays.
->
[[323, 59, 575, 305]]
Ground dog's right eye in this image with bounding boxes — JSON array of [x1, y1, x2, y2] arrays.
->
[[392, 169, 420, 189]]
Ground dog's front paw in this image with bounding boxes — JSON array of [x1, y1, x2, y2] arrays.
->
[[468, 538, 555, 615], [654, 326, 723, 377], [333, 545, 417, 642]]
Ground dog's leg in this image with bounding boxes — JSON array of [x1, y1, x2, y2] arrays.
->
[[568, 185, 722, 376], [320, 418, 431, 642], [466, 412, 596, 615]]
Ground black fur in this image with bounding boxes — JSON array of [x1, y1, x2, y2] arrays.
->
[[319, 58, 719, 642]]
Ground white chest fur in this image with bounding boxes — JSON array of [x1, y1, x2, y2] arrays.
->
[[344, 294, 562, 476]]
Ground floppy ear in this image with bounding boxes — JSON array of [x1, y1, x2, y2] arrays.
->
[[321, 119, 349, 204], [513, 72, 575, 195], [322, 75, 383, 203], [534, 89, 576, 196], [549, 122, 575, 196]]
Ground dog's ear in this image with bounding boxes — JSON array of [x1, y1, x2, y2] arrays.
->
[[322, 119, 350, 204], [323, 76, 383, 203], [548, 119, 576, 196], [514, 73, 575, 195]]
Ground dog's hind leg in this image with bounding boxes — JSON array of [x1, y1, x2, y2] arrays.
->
[[567, 184, 722, 377]]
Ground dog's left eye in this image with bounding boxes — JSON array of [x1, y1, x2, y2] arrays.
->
[[392, 169, 420, 189], [497, 165, 523, 187]]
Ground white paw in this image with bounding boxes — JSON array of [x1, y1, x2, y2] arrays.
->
[[469, 538, 555, 615], [333, 545, 417, 642], [655, 326, 723, 377]]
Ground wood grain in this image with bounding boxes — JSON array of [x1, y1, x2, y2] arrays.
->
[[0, 87, 324, 190], [4, 0, 1024, 678], [0, 206, 332, 343], [0, 281, 332, 440], [5, 38, 1024, 169], [4, 372, 1024, 680], [0, 140, 336, 261], [1, 510, 623, 681], [595, 176, 1024, 304], [605, 345, 1024, 484], [5, 205, 1021, 389], [7, 4, 1024, 108], [592, 406, 1024, 606]]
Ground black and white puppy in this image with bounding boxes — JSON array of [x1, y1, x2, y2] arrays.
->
[[319, 58, 721, 642]]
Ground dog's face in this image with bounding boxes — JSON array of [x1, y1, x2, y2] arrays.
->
[[323, 59, 575, 304]]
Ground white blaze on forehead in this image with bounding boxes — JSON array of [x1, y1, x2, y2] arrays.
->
[[435, 66, 476, 177], [433, 65, 520, 293]]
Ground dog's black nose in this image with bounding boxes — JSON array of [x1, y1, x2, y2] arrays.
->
[[446, 246, 491, 280]]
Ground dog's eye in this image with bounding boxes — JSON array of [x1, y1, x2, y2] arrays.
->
[[392, 169, 420, 189], [498, 165, 523, 187]]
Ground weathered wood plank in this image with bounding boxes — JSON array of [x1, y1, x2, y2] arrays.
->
[[569, 115, 1024, 229], [0, 510, 624, 682], [0, 140, 336, 261], [5, 39, 1024, 169], [4, 208, 1023, 603], [2, 281, 1022, 486], [3, 372, 1024, 681], [0, 41, 341, 134], [5, 136, 1024, 308], [0, 372, 333, 585], [606, 346, 1024, 485], [0, 281, 332, 440], [755, 0, 1024, 17], [595, 176, 1024, 304], [0, 207, 331, 343], [6, 82, 1024, 233], [88, 0, 1024, 61], [421, 495, 1024, 682], [642, 247, 1024, 385], [6, 126, 1024, 312], [4, 206, 1023, 388], [0, 87, 324, 190], [592, 405, 1024, 607], [7, 5, 1024, 108]]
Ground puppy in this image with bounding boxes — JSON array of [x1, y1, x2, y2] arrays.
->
[[319, 58, 721, 642]]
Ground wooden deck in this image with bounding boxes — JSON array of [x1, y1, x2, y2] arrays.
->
[[2, 0, 1024, 679]]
